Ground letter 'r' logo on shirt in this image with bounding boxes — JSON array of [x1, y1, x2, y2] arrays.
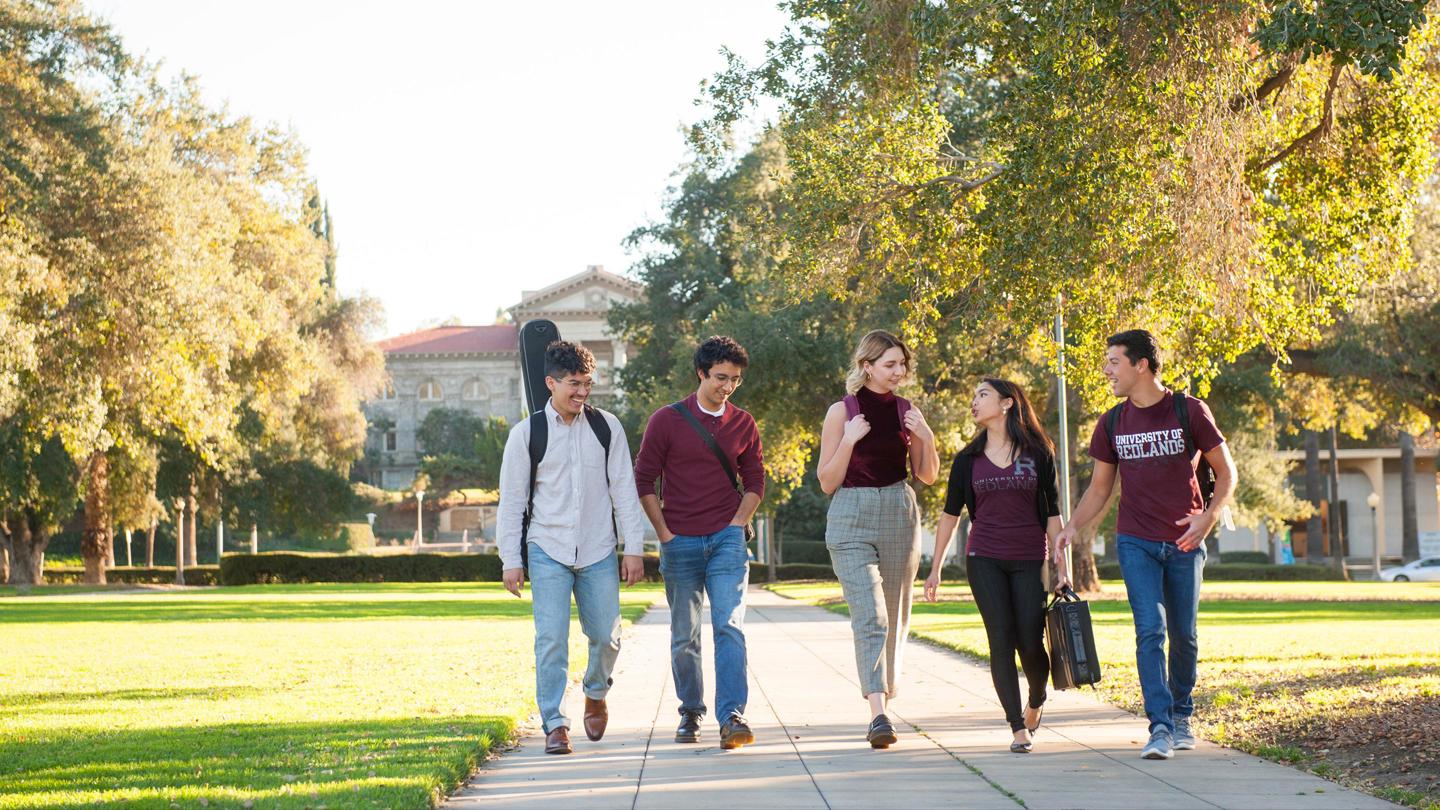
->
[[1013, 457, 1036, 478]]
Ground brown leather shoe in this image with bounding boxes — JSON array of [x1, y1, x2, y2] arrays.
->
[[544, 727, 572, 755], [583, 697, 609, 741]]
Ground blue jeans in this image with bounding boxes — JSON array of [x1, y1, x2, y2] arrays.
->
[[1116, 534, 1205, 735], [528, 543, 622, 734], [659, 525, 750, 725]]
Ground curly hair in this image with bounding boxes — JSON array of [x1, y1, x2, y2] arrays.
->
[[693, 335, 749, 376], [544, 340, 595, 379]]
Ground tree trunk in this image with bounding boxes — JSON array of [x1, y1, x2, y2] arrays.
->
[[145, 518, 156, 568], [81, 451, 111, 585], [7, 511, 49, 585], [1071, 486, 1118, 593], [104, 530, 115, 569], [1328, 425, 1345, 577], [1401, 430, 1419, 562], [0, 521, 11, 584], [174, 503, 186, 585], [185, 490, 198, 567], [1304, 430, 1323, 562]]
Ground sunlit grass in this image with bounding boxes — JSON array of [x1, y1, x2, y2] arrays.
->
[[0, 582, 660, 809], [770, 579, 1440, 808]]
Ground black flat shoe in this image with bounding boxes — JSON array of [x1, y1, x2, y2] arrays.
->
[[1025, 705, 1044, 734], [675, 710, 703, 743], [867, 714, 898, 749]]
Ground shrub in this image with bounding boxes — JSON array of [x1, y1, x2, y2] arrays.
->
[[219, 552, 503, 585], [43, 566, 220, 586], [336, 522, 377, 552]]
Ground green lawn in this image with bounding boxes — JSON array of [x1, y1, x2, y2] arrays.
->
[[770, 579, 1440, 809], [0, 582, 660, 809]]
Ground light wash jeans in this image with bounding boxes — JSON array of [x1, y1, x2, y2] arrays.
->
[[528, 543, 622, 734], [1116, 533, 1204, 735], [659, 524, 750, 725]]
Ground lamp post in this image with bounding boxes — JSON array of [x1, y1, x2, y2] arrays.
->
[[415, 490, 425, 549], [1366, 491, 1381, 580]]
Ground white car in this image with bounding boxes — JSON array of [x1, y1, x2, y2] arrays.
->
[[1379, 557, 1440, 582]]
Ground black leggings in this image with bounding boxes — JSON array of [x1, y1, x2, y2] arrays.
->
[[967, 555, 1050, 731]]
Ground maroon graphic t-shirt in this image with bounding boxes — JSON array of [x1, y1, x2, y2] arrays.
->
[[966, 454, 1048, 561], [1088, 391, 1225, 543]]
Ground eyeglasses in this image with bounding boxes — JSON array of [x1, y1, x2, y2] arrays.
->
[[709, 373, 743, 388], [557, 378, 594, 391]]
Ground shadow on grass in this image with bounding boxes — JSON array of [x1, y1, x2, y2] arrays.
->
[[909, 598, 1440, 625], [0, 598, 540, 624], [0, 686, 274, 721], [0, 715, 514, 809]]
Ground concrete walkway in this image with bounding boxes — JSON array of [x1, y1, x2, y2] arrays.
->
[[445, 588, 1394, 810]]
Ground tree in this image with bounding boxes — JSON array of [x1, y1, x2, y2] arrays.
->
[[0, 418, 79, 584], [415, 409, 509, 496], [671, 0, 1439, 587], [2, 2, 385, 582]]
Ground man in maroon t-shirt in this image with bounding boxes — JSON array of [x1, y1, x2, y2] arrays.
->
[[634, 336, 765, 751], [1056, 330, 1236, 761]]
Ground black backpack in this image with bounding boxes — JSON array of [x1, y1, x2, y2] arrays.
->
[[520, 404, 613, 570], [1102, 391, 1215, 506]]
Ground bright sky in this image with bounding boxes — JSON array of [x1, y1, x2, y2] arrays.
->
[[89, 1, 787, 338]]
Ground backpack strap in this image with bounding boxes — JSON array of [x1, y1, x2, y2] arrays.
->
[[582, 404, 618, 541], [521, 409, 548, 571], [1103, 402, 1124, 458], [1172, 392, 1195, 458], [670, 401, 743, 495], [844, 393, 912, 442], [1173, 391, 1217, 507]]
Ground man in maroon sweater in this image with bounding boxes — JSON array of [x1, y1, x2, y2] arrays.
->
[[634, 335, 765, 750]]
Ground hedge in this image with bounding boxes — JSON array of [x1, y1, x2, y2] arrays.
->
[[1218, 551, 1272, 565], [219, 552, 503, 585], [779, 541, 831, 565], [1094, 562, 1345, 581], [43, 566, 220, 586]]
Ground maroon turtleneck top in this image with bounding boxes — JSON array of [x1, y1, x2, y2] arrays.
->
[[842, 385, 910, 488]]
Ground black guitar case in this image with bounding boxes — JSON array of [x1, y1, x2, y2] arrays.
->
[[518, 319, 560, 414]]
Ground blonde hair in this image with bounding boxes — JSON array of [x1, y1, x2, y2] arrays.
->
[[845, 330, 913, 394]]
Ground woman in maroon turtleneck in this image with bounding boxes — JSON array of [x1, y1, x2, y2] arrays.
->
[[817, 330, 941, 749]]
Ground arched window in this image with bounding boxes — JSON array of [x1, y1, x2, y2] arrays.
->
[[379, 381, 397, 400], [418, 380, 443, 401], [463, 379, 488, 401]]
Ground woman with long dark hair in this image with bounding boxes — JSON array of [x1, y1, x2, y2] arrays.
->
[[924, 378, 1066, 753]]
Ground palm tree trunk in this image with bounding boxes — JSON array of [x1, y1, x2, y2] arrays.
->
[[145, 517, 156, 568], [1401, 431, 1419, 562], [1304, 430, 1323, 562], [1327, 426, 1345, 576]]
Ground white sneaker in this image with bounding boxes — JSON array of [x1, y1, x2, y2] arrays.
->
[[1141, 729, 1174, 760], [1173, 718, 1196, 750]]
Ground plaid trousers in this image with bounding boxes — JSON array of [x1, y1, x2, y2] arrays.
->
[[825, 481, 921, 698]]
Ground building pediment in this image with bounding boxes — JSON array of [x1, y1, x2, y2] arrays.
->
[[510, 265, 643, 319]]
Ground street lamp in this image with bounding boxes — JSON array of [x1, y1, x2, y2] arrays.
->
[[1366, 491, 1381, 579], [414, 490, 425, 549]]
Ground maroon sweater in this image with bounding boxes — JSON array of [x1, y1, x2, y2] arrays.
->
[[634, 394, 766, 536]]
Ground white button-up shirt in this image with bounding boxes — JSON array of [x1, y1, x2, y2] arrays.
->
[[496, 401, 647, 570]]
